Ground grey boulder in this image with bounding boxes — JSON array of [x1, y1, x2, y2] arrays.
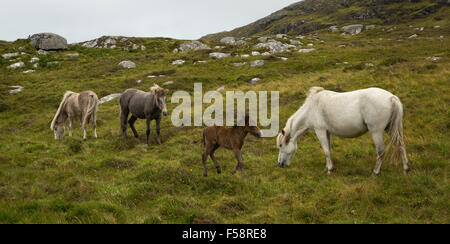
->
[[29, 33, 68, 50], [342, 25, 364, 35]]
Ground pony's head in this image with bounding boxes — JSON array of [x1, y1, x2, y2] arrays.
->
[[151, 84, 169, 116], [51, 119, 65, 140], [276, 127, 298, 168]]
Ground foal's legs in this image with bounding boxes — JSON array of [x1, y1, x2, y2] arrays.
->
[[156, 118, 162, 145], [315, 129, 334, 175], [209, 145, 221, 174], [202, 142, 215, 177], [128, 115, 139, 138], [231, 149, 245, 177], [145, 118, 151, 145], [82, 114, 89, 140], [371, 131, 385, 176], [120, 109, 129, 141]]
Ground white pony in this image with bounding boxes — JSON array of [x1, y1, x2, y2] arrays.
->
[[277, 87, 410, 176]]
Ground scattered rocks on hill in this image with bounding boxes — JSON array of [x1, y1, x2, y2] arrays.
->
[[7, 62, 25, 69], [29, 33, 68, 50], [178, 41, 211, 52], [250, 60, 264, 67], [299, 48, 315, 53], [99, 93, 122, 105], [342, 24, 364, 35], [209, 52, 230, 59], [2, 52, 20, 59], [9, 85, 23, 94], [172, 60, 185, 65], [118, 60, 136, 69], [220, 37, 236, 45]]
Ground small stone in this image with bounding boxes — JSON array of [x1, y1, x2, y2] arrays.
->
[[250, 60, 264, 67], [9, 85, 24, 94], [299, 48, 315, 53], [290, 40, 303, 45], [65, 53, 79, 58], [232, 62, 247, 67], [209, 52, 230, 59], [249, 78, 261, 84], [136, 80, 142, 84], [251, 51, 261, 56], [426, 56, 441, 61], [7, 62, 25, 69], [37, 49, 48, 55], [22, 70, 35, 74], [2, 52, 19, 59], [279, 57, 288, 61], [172, 60, 185, 65], [241, 54, 250, 58], [118, 60, 136, 69], [257, 37, 268, 43], [163, 81, 174, 86], [47, 61, 59, 66], [408, 34, 418, 39]]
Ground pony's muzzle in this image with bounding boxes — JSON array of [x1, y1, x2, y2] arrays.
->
[[162, 111, 168, 116], [278, 160, 287, 168]]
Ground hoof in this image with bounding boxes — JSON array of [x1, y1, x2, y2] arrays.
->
[[203, 173, 208, 177], [403, 169, 410, 176], [372, 171, 381, 177], [217, 170, 221, 174]]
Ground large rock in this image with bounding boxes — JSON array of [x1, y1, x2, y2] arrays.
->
[[2, 53, 20, 59], [7, 62, 25, 69], [29, 33, 68, 50], [250, 60, 264, 67], [342, 25, 364, 35], [178, 41, 211, 52]]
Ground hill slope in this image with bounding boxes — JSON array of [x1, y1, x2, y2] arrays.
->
[[202, 0, 449, 40]]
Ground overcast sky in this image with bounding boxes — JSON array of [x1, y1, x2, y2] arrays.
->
[[0, 0, 299, 43]]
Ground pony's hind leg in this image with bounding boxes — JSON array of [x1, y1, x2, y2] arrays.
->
[[93, 109, 98, 139], [371, 131, 385, 176], [232, 149, 245, 177], [210, 145, 221, 174], [120, 109, 129, 141], [202, 142, 214, 177], [315, 129, 334, 174], [128, 115, 139, 138]]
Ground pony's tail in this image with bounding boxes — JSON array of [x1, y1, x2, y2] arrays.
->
[[385, 96, 408, 165], [82, 94, 97, 130]]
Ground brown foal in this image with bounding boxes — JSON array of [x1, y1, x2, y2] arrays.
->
[[202, 115, 262, 177]]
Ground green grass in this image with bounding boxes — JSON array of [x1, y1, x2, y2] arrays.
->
[[0, 22, 449, 223]]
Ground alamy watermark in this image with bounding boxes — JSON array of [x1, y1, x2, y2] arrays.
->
[[170, 83, 279, 137]]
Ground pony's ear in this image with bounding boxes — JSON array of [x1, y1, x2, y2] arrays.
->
[[284, 132, 291, 144]]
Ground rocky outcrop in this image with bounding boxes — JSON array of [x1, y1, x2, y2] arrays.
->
[[254, 40, 292, 54], [178, 41, 211, 52], [80, 36, 145, 51], [29, 33, 68, 50]]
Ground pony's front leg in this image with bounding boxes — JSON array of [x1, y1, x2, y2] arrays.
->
[[315, 129, 334, 175], [156, 118, 162, 145], [68, 116, 74, 137], [145, 118, 151, 145]]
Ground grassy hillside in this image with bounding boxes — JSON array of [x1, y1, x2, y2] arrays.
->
[[202, 0, 449, 41], [0, 16, 449, 223]]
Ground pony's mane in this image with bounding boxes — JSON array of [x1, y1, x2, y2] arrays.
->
[[150, 84, 167, 97], [280, 87, 325, 141], [50, 91, 74, 130]]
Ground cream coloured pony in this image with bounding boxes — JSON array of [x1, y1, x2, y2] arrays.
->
[[277, 87, 410, 176], [50, 91, 99, 140]]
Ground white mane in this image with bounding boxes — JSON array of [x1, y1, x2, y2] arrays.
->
[[50, 91, 74, 130]]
